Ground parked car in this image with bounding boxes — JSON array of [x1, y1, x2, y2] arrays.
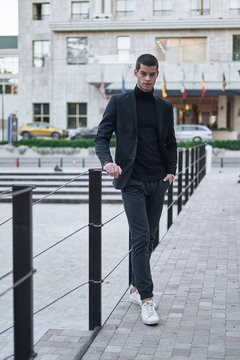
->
[[175, 124, 213, 142], [70, 126, 115, 140], [19, 122, 68, 139]]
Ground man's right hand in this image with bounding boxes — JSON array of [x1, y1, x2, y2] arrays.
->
[[103, 162, 122, 178]]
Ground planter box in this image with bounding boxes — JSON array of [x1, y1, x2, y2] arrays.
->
[[213, 130, 238, 140]]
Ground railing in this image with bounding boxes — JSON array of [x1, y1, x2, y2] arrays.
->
[[191, 8, 210, 15], [0, 157, 99, 168], [0, 144, 206, 360]]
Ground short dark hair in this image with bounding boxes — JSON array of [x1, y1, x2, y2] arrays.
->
[[135, 54, 159, 71]]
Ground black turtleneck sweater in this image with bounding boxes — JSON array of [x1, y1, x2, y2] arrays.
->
[[131, 86, 166, 181]]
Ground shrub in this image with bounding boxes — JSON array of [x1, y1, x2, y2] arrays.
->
[[10, 138, 240, 151]]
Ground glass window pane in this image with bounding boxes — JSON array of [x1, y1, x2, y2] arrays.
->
[[166, 38, 180, 62], [68, 103, 77, 115], [68, 117, 77, 128], [67, 37, 88, 64], [117, 36, 130, 50], [34, 104, 41, 115], [34, 117, 42, 122], [126, 0, 134, 11], [79, 103, 87, 115], [182, 38, 206, 62], [43, 103, 49, 114], [233, 35, 240, 60], [43, 117, 49, 123], [192, 0, 200, 9], [78, 117, 87, 127], [42, 3, 50, 17], [0, 85, 3, 94], [72, 2, 81, 13], [117, 0, 125, 11], [5, 85, 12, 94]]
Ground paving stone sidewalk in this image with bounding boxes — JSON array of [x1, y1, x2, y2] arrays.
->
[[33, 168, 240, 360], [80, 168, 240, 360]]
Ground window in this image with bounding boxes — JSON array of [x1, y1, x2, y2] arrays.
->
[[33, 3, 50, 20], [117, 36, 130, 62], [67, 103, 87, 128], [0, 83, 18, 95], [233, 35, 240, 60], [67, 37, 88, 64], [156, 37, 206, 62], [153, 0, 173, 16], [0, 56, 18, 74], [33, 41, 50, 67], [71, 1, 90, 20], [191, 0, 210, 15], [229, 0, 240, 15], [33, 103, 50, 122], [116, 0, 134, 17]]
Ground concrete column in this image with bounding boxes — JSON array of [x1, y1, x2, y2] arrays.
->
[[104, 0, 112, 14], [95, 0, 102, 14], [233, 96, 240, 137], [218, 96, 227, 129]]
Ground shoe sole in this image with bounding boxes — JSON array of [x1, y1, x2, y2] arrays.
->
[[142, 319, 159, 325]]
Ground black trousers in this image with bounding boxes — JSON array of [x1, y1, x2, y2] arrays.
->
[[121, 178, 169, 300]]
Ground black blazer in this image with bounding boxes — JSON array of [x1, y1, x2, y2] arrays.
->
[[95, 90, 177, 189]]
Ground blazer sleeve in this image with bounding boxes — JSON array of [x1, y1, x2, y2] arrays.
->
[[165, 104, 177, 175], [95, 96, 117, 167]]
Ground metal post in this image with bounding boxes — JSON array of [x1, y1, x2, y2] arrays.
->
[[89, 169, 102, 330], [16, 158, 19, 168], [177, 150, 183, 214], [190, 148, 194, 195], [1, 85, 4, 142], [129, 231, 132, 286], [221, 157, 223, 168], [12, 185, 36, 360], [167, 182, 173, 229], [60, 158, 63, 167], [202, 144, 206, 178], [82, 158, 85, 168], [38, 158, 41, 168], [195, 146, 198, 189], [185, 149, 189, 204]]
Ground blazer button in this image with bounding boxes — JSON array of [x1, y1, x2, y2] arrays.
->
[[131, 157, 135, 160]]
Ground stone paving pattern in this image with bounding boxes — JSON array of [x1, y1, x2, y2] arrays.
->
[[2, 168, 240, 360], [80, 169, 240, 360]]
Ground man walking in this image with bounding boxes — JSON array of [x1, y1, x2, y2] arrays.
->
[[95, 54, 177, 325]]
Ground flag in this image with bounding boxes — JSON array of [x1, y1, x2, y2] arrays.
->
[[181, 83, 187, 99], [161, 74, 167, 98], [121, 74, 126, 93], [222, 73, 227, 92], [201, 73, 206, 98], [99, 74, 106, 98]]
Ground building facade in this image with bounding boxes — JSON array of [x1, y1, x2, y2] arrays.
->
[[18, 0, 240, 137], [0, 36, 18, 141]]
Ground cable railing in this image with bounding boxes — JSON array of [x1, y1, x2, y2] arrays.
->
[[0, 144, 206, 360]]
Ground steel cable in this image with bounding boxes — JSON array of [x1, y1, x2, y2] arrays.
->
[[0, 270, 36, 298], [33, 280, 89, 316], [0, 170, 89, 227], [0, 270, 13, 281]]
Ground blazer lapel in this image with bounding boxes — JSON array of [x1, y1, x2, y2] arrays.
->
[[154, 95, 163, 141], [129, 91, 138, 134]]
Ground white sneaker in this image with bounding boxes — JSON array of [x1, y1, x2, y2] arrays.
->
[[141, 300, 159, 325], [129, 289, 142, 306], [129, 289, 157, 308]]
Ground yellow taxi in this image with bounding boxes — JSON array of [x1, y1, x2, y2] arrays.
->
[[19, 122, 68, 139]]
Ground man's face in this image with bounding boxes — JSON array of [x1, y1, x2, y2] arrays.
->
[[134, 64, 159, 92]]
